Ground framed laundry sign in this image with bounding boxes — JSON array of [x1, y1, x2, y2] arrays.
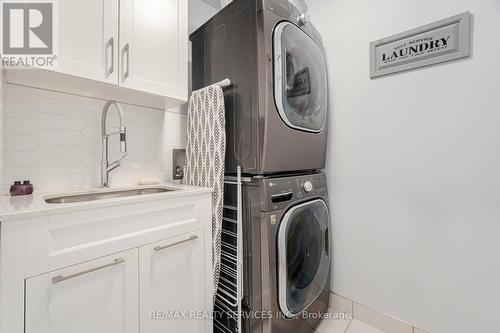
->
[[370, 12, 471, 78]]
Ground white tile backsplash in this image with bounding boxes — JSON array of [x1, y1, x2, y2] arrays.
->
[[2, 84, 187, 193]]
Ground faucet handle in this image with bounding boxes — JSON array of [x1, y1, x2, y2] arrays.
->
[[107, 153, 128, 173], [117, 152, 128, 162]]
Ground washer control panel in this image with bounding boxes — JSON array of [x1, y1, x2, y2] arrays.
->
[[263, 173, 327, 211]]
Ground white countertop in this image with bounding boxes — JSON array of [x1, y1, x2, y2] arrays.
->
[[0, 183, 213, 222]]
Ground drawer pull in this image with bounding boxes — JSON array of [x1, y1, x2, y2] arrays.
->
[[51, 258, 124, 284], [154, 235, 198, 252]]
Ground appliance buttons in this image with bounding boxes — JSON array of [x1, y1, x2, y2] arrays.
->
[[297, 13, 310, 26], [303, 181, 313, 193]]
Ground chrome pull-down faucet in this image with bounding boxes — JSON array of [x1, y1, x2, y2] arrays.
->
[[101, 100, 127, 187]]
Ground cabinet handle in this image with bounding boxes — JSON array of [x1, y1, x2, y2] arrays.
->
[[124, 43, 130, 79], [154, 235, 198, 252], [51, 258, 124, 284], [108, 37, 115, 75]]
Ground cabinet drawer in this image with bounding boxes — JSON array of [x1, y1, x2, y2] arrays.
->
[[25, 249, 139, 333], [24, 195, 211, 276]]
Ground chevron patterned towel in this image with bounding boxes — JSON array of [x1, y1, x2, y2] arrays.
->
[[184, 85, 226, 299]]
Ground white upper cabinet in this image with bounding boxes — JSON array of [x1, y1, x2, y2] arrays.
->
[[119, 0, 188, 100], [56, 0, 119, 84], [5, 0, 188, 108]]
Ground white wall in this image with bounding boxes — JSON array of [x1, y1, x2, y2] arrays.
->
[[188, 0, 219, 93], [189, 0, 219, 35], [308, 1, 500, 333], [0, 72, 4, 190]]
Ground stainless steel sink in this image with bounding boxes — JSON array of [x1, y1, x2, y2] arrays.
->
[[44, 187, 178, 204]]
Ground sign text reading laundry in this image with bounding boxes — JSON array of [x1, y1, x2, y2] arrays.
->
[[382, 36, 450, 63], [370, 12, 470, 78]]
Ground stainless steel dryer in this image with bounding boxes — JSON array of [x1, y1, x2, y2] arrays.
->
[[223, 172, 331, 333], [190, 0, 328, 175]]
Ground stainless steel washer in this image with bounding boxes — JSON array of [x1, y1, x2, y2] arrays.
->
[[223, 172, 331, 333]]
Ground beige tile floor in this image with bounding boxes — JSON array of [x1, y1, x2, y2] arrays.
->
[[316, 294, 429, 333], [315, 308, 387, 333]]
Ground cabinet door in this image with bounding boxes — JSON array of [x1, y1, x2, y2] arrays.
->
[[25, 249, 139, 333], [140, 231, 205, 333], [119, 0, 188, 100], [56, 0, 119, 83]]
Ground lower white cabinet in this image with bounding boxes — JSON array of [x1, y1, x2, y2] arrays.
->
[[139, 231, 205, 333], [24, 232, 208, 333], [0, 191, 213, 333], [25, 249, 139, 333]]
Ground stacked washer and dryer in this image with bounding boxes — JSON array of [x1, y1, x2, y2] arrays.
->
[[190, 1, 330, 333]]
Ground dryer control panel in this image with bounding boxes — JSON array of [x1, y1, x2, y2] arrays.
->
[[263, 173, 328, 211]]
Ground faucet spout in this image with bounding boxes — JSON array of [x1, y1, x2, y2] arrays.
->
[[101, 100, 125, 133], [101, 100, 127, 187]]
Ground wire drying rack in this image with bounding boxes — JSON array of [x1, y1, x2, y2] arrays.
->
[[214, 166, 243, 333]]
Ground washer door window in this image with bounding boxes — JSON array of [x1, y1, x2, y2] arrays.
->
[[278, 199, 330, 318], [274, 22, 328, 133]]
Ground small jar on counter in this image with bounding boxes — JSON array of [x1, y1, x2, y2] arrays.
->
[[10, 180, 34, 196]]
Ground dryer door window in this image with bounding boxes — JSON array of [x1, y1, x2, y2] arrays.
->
[[278, 199, 330, 318], [274, 22, 328, 133]]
